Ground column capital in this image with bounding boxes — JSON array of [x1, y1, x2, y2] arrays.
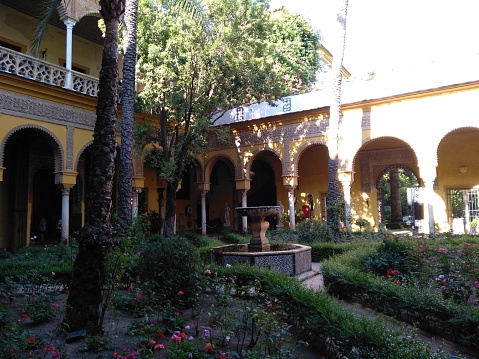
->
[[54, 171, 78, 188], [61, 17, 78, 28], [196, 182, 210, 192], [235, 179, 251, 191], [133, 176, 145, 190], [282, 175, 298, 188], [338, 170, 354, 183]]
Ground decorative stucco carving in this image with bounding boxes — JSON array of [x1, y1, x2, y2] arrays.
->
[[66, 126, 74, 170], [0, 90, 96, 128], [208, 119, 329, 150], [57, 0, 100, 21], [361, 111, 371, 130], [359, 148, 417, 192]]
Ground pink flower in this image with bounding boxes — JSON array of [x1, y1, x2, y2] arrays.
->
[[128, 285, 135, 291], [52, 303, 60, 309], [154, 344, 165, 350], [135, 293, 143, 299], [438, 248, 447, 254], [177, 290, 184, 296], [463, 242, 472, 247], [204, 269, 212, 276], [474, 281, 479, 289], [147, 340, 156, 346]]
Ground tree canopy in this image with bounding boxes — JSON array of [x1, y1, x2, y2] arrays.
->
[[134, 0, 321, 235]]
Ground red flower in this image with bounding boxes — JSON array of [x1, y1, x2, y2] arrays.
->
[[156, 332, 165, 339], [218, 353, 229, 359], [204, 269, 212, 276], [21, 313, 28, 319], [177, 290, 184, 296], [204, 343, 215, 351], [148, 340, 156, 346], [8, 349, 14, 354], [27, 337, 36, 344], [44, 344, 56, 352], [135, 293, 143, 299]]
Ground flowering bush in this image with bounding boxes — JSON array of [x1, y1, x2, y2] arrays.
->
[[424, 242, 479, 303]]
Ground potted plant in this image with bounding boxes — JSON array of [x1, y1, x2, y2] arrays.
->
[[470, 218, 478, 234], [355, 218, 370, 232]]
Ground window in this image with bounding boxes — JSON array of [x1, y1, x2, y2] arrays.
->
[[446, 188, 479, 222], [60, 58, 90, 75], [0, 37, 26, 53]]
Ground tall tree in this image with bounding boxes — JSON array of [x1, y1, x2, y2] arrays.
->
[[65, 0, 125, 334], [134, 0, 321, 236], [117, 0, 139, 227], [326, 0, 349, 236], [117, 0, 205, 228], [33, 0, 125, 333]]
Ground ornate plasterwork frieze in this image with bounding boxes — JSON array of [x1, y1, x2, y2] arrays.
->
[[0, 90, 96, 128], [207, 119, 329, 150], [361, 111, 371, 130], [66, 126, 74, 170], [359, 148, 417, 192]]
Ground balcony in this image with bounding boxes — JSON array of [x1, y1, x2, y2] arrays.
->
[[0, 45, 99, 97]]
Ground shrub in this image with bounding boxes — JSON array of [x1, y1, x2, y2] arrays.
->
[[137, 236, 202, 307], [297, 219, 333, 243], [364, 238, 421, 280]]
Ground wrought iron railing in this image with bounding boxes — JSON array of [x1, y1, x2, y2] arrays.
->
[[0, 46, 99, 97]]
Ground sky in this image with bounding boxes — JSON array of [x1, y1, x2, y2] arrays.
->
[[269, 0, 479, 78]]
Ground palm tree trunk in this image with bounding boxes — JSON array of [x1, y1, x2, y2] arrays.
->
[[326, 0, 349, 234], [118, 0, 139, 227], [64, 1, 123, 334], [390, 168, 403, 222]]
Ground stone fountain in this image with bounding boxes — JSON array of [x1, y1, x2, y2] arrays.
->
[[210, 206, 312, 276]]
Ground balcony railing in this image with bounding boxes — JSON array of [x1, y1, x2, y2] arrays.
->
[[0, 46, 99, 97]]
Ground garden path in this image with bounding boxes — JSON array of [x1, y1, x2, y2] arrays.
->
[[299, 263, 478, 359]]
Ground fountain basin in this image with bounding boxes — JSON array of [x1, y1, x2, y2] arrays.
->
[[211, 243, 312, 276]]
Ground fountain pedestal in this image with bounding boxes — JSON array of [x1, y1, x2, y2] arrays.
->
[[235, 206, 280, 251]]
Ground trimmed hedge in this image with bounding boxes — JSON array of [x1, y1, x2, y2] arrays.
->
[[210, 265, 449, 358], [321, 247, 479, 351]]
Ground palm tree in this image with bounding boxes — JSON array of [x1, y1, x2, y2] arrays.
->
[[34, 0, 125, 333], [117, 0, 205, 229], [117, 0, 139, 227], [326, 0, 349, 236]]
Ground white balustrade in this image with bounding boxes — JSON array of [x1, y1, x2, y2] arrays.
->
[[0, 46, 99, 97]]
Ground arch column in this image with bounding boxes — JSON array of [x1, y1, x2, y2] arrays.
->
[[0, 167, 5, 181], [196, 182, 210, 235], [339, 171, 354, 231], [419, 165, 437, 234], [132, 177, 145, 218], [61, 17, 77, 89], [55, 171, 78, 245], [235, 179, 251, 233], [283, 175, 298, 232]]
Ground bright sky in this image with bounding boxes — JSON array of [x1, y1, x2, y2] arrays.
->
[[270, 0, 479, 78]]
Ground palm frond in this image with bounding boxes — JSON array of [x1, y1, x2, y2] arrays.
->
[[30, 0, 64, 56], [167, 0, 209, 34]]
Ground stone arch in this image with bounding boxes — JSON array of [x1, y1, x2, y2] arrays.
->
[[436, 126, 479, 162], [354, 136, 419, 193], [291, 141, 327, 176], [74, 141, 93, 172], [374, 164, 422, 190], [244, 148, 283, 178], [204, 154, 236, 185], [0, 124, 63, 173]]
